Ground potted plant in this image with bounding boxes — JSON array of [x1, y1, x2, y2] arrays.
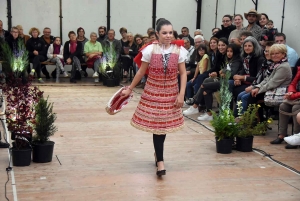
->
[[1, 40, 43, 166], [211, 72, 238, 154], [235, 102, 272, 152], [32, 97, 57, 163], [99, 46, 120, 87]]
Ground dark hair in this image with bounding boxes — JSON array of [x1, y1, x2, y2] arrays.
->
[[209, 37, 219, 51], [119, 27, 127, 34], [239, 31, 253, 38], [196, 44, 209, 61], [148, 31, 156, 37], [223, 14, 233, 21], [267, 20, 274, 24], [68, 31, 76, 38], [261, 13, 269, 20], [178, 34, 183, 39], [98, 26, 107, 32], [156, 19, 172, 32], [265, 41, 275, 47], [77, 27, 85, 35], [275, 32, 286, 40], [173, 30, 178, 39], [181, 26, 189, 31], [212, 27, 221, 32], [218, 37, 229, 46], [227, 43, 241, 60], [134, 34, 143, 47], [234, 14, 243, 20]]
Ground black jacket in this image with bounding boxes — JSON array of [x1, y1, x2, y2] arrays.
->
[[214, 25, 236, 40], [238, 55, 265, 83], [63, 40, 83, 63], [26, 37, 46, 58], [97, 35, 107, 43], [5, 34, 20, 53], [121, 43, 138, 57], [224, 57, 243, 79], [187, 35, 194, 46], [101, 38, 122, 60], [40, 35, 55, 55]]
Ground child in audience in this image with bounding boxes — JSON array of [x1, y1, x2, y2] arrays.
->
[[47, 37, 68, 83], [265, 20, 278, 41]]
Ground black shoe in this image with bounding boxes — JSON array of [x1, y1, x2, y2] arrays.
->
[[70, 78, 76, 83], [156, 169, 166, 176], [45, 74, 51, 79], [285, 144, 299, 149], [0, 141, 9, 148], [270, 137, 284, 144], [84, 71, 88, 78]]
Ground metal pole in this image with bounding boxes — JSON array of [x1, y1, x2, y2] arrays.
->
[[215, 0, 218, 27], [234, 0, 236, 15], [7, 0, 12, 31], [107, 0, 111, 30], [281, 0, 286, 33], [252, 0, 258, 11], [196, 0, 202, 29], [152, 0, 157, 28], [59, 0, 63, 41]]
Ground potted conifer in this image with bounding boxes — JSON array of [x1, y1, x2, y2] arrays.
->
[[235, 102, 272, 152], [211, 72, 237, 154], [32, 97, 57, 163]]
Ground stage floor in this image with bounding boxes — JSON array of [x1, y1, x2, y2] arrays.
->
[[0, 81, 299, 201]]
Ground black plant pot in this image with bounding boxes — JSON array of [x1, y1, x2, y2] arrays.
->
[[11, 148, 32, 166], [11, 131, 32, 141], [236, 136, 253, 152], [106, 78, 115, 87], [216, 137, 233, 154], [32, 141, 55, 163]]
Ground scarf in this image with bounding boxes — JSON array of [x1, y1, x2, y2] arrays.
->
[[53, 43, 61, 54], [70, 40, 77, 54], [252, 59, 272, 85], [269, 57, 287, 71], [243, 55, 252, 75]]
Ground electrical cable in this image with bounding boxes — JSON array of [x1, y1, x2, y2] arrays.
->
[[184, 114, 300, 175]]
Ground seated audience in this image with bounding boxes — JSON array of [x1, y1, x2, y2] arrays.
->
[[41, 27, 54, 79], [212, 28, 221, 36], [0, 20, 9, 39], [63, 31, 85, 83], [230, 36, 264, 101], [228, 14, 244, 44], [183, 37, 195, 80], [47, 36, 67, 82], [16, 25, 30, 45], [265, 20, 278, 41], [5, 27, 20, 53], [121, 32, 137, 78], [181, 27, 194, 45], [119, 27, 128, 47], [238, 31, 253, 45], [77, 27, 88, 77], [148, 31, 157, 42], [194, 29, 203, 37], [84, 32, 103, 79], [97, 26, 107, 43], [248, 44, 292, 121], [26, 27, 47, 83], [214, 14, 236, 40], [241, 9, 263, 41], [234, 41, 274, 116], [142, 35, 149, 44], [273, 65, 300, 149]]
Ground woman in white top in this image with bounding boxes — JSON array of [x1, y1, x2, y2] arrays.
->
[[47, 37, 68, 82]]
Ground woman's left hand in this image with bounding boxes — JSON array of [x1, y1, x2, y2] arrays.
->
[[174, 95, 184, 108], [251, 88, 259, 97]]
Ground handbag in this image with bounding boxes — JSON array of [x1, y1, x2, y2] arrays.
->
[[264, 86, 287, 107], [105, 86, 133, 115]]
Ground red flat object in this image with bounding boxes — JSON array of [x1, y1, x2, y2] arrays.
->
[[105, 87, 133, 115]]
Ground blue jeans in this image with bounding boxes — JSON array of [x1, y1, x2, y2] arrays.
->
[[228, 80, 234, 93], [234, 91, 250, 116], [185, 73, 208, 98]]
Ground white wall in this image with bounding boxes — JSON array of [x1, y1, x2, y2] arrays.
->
[[111, 0, 152, 38], [0, 1, 8, 31], [157, 0, 197, 36]]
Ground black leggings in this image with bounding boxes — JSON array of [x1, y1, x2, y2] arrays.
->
[[153, 134, 166, 162], [30, 55, 46, 78]]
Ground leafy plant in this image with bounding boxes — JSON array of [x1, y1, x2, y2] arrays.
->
[[0, 39, 28, 77], [0, 41, 43, 149], [33, 97, 57, 143], [99, 46, 120, 79], [236, 102, 272, 137], [211, 71, 238, 140]]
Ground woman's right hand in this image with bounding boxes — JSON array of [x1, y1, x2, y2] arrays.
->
[[190, 78, 195, 83]]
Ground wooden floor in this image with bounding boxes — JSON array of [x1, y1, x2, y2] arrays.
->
[[0, 79, 300, 201]]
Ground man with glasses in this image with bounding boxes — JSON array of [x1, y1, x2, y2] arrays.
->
[[5, 26, 20, 53], [241, 9, 262, 41]]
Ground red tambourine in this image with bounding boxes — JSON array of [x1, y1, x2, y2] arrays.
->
[[105, 87, 133, 115]]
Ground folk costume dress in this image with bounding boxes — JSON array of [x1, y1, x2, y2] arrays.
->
[[131, 41, 188, 134]]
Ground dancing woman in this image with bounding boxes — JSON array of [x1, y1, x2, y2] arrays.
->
[[121, 19, 187, 176]]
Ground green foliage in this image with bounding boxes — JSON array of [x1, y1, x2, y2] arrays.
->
[[236, 103, 272, 137], [210, 71, 237, 140], [0, 39, 29, 77], [33, 97, 57, 143], [99, 46, 120, 79]]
